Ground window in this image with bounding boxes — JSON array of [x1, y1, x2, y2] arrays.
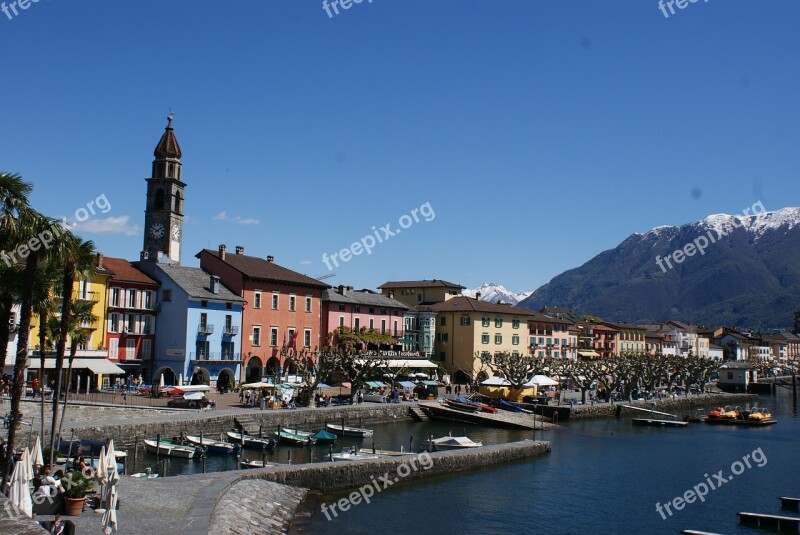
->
[[254, 292, 262, 309], [78, 280, 91, 300], [440, 316, 446, 326], [338, 304, 345, 312], [354, 318, 360, 330], [482, 334, 490, 344], [200, 313, 208, 329], [369, 308, 375, 314], [109, 313, 119, 333], [226, 302, 232, 309], [222, 341, 234, 358], [304, 329, 311, 348], [143, 291, 152, 309], [288, 328, 296, 347], [393, 321, 398, 336], [440, 351, 446, 361], [109, 339, 119, 359], [439, 333, 449, 342], [381, 308, 386, 314], [339, 316, 345, 327], [512, 335, 520, 345], [306, 296, 312, 312], [381, 319, 386, 333], [482, 317, 490, 327], [495, 334, 502, 345], [495, 317, 503, 328], [142, 315, 153, 335], [369, 319, 374, 330], [110, 288, 120, 307], [272, 293, 279, 310], [512, 319, 520, 329], [289, 295, 296, 311], [196, 340, 209, 358], [353, 306, 360, 313], [270, 327, 278, 347], [252, 326, 261, 346], [141, 339, 151, 360], [201, 300, 208, 308], [126, 339, 136, 359], [127, 289, 136, 308], [162, 289, 172, 302], [460, 316, 470, 326]]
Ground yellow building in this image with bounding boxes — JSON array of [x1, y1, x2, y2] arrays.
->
[[28, 257, 117, 389], [429, 296, 536, 383], [378, 279, 464, 307]]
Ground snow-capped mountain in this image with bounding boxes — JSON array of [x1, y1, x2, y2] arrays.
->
[[463, 283, 532, 305], [520, 206, 800, 328]]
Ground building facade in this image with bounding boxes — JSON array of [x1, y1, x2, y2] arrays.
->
[[321, 286, 407, 341], [528, 312, 577, 360]]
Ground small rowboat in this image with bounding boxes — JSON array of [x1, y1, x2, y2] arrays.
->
[[143, 439, 197, 459], [184, 434, 239, 454], [422, 435, 482, 451], [329, 447, 381, 462], [326, 423, 374, 437], [311, 430, 337, 444], [226, 431, 277, 450], [444, 399, 480, 413], [240, 459, 273, 469], [275, 429, 316, 445]]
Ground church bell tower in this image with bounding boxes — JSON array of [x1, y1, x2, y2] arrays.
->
[[142, 115, 185, 264]]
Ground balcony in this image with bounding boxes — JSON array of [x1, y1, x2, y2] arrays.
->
[[223, 325, 239, 336], [197, 324, 214, 335], [189, 352, 242, 362]]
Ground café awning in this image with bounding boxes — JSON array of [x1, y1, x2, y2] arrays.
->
[[357, 359, 439, 369], [27, 358, 124, 375], [578, 351, 600, 358]]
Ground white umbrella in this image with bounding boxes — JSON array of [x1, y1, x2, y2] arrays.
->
[[178, 373, 183, 386], [102, 440, 119, 533], [32, 436, 44, 468], [8, 455, 32, 517], [159, 373, 165, 389]]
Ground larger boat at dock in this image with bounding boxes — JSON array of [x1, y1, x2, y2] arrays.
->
[[143, 439, 198, 458], [326, 423, 374, 437]]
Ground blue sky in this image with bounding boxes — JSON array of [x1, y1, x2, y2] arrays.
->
[[1, 0, 798, 293]]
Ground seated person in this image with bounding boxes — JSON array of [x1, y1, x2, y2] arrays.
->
[[50, 514, 65, 535], [42, 467, 65, 494], [32, 476, 51, 499]]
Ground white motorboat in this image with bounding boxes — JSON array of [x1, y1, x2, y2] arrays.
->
[[422, 435, 482, 451]]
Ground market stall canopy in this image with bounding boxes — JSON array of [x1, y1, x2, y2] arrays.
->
[[527, 375, 559, 386], [578, 351, 600, 358], [365, 381, 388, 389], [481, 376, 512, 386], [396, 381, 417, 390], [172, 385, 212, 392], [27, 358, 125, 375], [241, 381, 276, 389]]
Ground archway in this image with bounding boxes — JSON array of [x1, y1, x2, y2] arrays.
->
[[217, 368, 235, 391], [246, 357, 263, 384], [190, 367, 210, 385], [284, 358, 299, 376], [453, 370, 471, 384], [265, 357, 280, 378], [153, 366, 176, 386]]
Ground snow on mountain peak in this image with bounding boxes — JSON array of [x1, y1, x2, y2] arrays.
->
[[699, 207, 800, 239], [463, 283, 533, 305]]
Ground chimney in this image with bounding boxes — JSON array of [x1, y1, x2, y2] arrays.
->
[[96, 252, 104, 269], [211, 275, 220, 295], [338, 285, 346, 295], [218, 244, 226, 261], [476, 291, 481, 300], [267, 255, 274, 263], [235, 246, 244, 255]]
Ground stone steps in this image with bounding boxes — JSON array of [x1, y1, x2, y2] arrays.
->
[[408, 405, 430, 421]]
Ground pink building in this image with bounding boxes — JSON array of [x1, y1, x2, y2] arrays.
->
[[322, 286, 408, 344]]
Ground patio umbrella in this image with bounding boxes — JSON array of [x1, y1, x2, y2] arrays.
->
[[95, 445, 109, 510], [159, 373, 165, 389], [101, 440, 119, 533], [178, 373, 183, 386], [8, 451, 32, 517], [32, 436, 44, 469]]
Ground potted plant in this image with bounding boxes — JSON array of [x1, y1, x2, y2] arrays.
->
[[62, 470, 95, 516]]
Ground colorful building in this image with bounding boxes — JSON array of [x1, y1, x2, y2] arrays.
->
[[197, 245, 330, 383], [321, 286, 407, 341], [528, 312, 577, 359]]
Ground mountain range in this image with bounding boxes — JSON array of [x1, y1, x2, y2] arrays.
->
[[463, 283, 532, 306], [518, 207, 800, 329]]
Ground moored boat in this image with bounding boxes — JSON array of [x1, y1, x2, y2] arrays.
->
[[444, 399, 481, 413], [422, 434, 482, 450], [329, 447, 381, 462], [240, 459, 274, 469], [143, 439, 197, 459], [226, 431, 277, 450], [184, 434, 239, 454], [311, 430, 337, 444], [748, 408, 773, 421], [326, 423, 374, 437], [275, 429, 316, 445]]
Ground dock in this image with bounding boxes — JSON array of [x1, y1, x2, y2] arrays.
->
[[632, 417, 688, 428], [419, 401, 556, 430], [682, 531, 725, 535], [781, 497, 800, 512], [739, 512, 800, 531]]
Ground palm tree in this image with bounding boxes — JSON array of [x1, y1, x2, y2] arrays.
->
[[48, 238, 96, 464], [54, 299, 97, 452], [33, 264, 60, 440]]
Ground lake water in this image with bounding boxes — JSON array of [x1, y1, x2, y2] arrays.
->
[[291, 389, 800, 535]]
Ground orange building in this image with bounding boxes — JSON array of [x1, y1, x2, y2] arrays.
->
[[197, 245, 330, 382]]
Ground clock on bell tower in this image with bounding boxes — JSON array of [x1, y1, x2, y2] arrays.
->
[[142, 114, 186, 264]]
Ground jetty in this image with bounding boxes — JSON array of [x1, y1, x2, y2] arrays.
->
[[738, 512, 800, 531], [781, 497, 800, 512], [419, 401, 556, 430], [618, 404, 687, 427]]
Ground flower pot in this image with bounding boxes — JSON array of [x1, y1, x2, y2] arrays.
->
[[64, 496, 85, 516]]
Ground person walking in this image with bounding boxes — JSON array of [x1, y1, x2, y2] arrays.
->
[[31, 378, 39, 398]]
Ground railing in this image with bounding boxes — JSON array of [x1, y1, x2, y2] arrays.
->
[[197, 324, 214, 335], [189, 352, 241, 361], [223, 325, 239, 336]]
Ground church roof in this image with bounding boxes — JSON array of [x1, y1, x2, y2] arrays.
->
[[154, 115, 182, 159]]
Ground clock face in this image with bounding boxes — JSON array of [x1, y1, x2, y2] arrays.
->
[[172, 225, 180, 240], [150, 223, 165, 239]]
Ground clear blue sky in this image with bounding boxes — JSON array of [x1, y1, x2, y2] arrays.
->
[[2, 0, 798, 293]]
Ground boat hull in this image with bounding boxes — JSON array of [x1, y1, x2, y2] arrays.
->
[[143, 440, 196, 458], [184, 435, 238, 454], [326, 424, 374, 437], [226, 431, 277, 449]]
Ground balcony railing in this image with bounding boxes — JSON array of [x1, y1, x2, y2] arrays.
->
[[189, 352, 242, 361], [223, 325, 239, 336], [198, 324, 214, 335]]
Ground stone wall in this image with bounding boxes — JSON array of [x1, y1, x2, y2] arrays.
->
[[208, 480, 307, 535], [569, 393, 758, 420]]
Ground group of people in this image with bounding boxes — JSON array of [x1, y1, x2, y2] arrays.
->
[[444, 383, 477, 395]]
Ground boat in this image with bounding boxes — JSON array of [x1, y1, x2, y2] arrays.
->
[[720, 406, 740, 419], [444, 399, 481, 413], [143, 439, 197, 459], [748, 408, 773, 421], [706, 407, 724, 419], [184, 434, 239, 454], [129, 472, 159, 479], [493, 399, 525, 413], [311, 430, 337, 444], [367, 448, 414, 457], [275, 429, 316, 445], [326, 423, 374, 437], [225, 431, 277, 450], [422, 434, 483, 450], [240, 459, 273, 469], [702, 416, 777, 427], [683, 409, 706, 423], [329, 447, 381, 462]]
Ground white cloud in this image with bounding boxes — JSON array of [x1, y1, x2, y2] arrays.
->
[[299, 260, 312, 265], [214, 211, 260, 225], [72, 216, 140, 236]]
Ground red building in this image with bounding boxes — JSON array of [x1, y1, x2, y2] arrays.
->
[[197, 245, 330, 383], [102, 256, 159, 379]]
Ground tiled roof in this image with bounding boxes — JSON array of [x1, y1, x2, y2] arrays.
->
[[154, 116, 182, 159], [323, 288, 408, 309], [102, 257, 158, 285], [428, 296, 536, 316], [157, 264, 243, 302], [198, 249, 330, 289], [378, 279, 465, 290]]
